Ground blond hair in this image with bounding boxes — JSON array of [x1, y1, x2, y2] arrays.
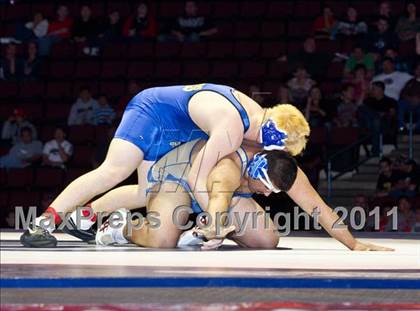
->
[[264, 104, 310, 156]]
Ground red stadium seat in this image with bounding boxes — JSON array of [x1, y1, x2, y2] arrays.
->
[[50, 42, 76, 60], [287, 20, 312, 37], [127, 42, 155, 59], [239, 61, 266, 79], [326, 62, 344, 80], [44, 102, 71, 122], [126, 61, 154, 79], [68, 125, 95, 145], [159, 2, 184, 18], [0, 81, 18, 99], [261, 21, 286, 39], [261, 42, 286, 58], [155, 42, 181, 58], [207, 42, 234, 59], [155, 61, 182, 79], [49, 61, 75, 78], [183, 61, 210, 79], [74, 60, 101, 79], [234, 41, 260, 59], [267, 1, 294, 18], [211, 61, 238, 79], [99, 81, 125, 98], [324, 1, 347, 17], [216, 21, 235, 39], [309, 127, 328, 145], [101, 61, 127, 79], [107, 1, 131, 17], [40, 125, 57, 141], [101, 43, 128, 60], [34, 168, 64, 189], [19, 103, 43, 120], [46, 82, 72, 99], [294, 0, 321, 17], [31, 3, 55, 19], [7, 168, 34, 188], [240, 1, 267, 18], [234, 21, 260, 39], [72, 82, 98, 97], [19, 81, 45, 98], [351, 1, 377, 17], [8, 191, 40, 209], [71, 146, 94, 168], [5, 3, 31, 20], [267, 61, 289, 79], [180, 43, 207, 59], [329, 127, 359, 145], [213, 2, 238, 18]]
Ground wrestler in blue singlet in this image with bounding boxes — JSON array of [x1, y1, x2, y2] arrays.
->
[[114, 83, 250, 161]]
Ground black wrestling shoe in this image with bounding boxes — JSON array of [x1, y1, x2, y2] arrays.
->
[[20, 226, 57, 248], [61, 217, 96, 243]]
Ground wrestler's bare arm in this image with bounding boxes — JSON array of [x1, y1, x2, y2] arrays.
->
[[287, 168, 393, 251]]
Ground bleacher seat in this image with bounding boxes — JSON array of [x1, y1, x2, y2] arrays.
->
[[34, 167, 64, 189], [7, 168, 34, 188], [68, 126, 95, 145], [51, 42, 76, 60], [294, 0, 321, 17], [240, 1, 267, 18], [19, 81, 45, 99], [234, 21, 260, 39], [8, 191, 40, 208], [155, 61, 182, 79], [213, 2, 238, 18], [211, 61, 238, 79], [208, 42, 234, 59], [235, 41, 260, 59], [261, 21, 286, 39], [49, 61, 75, 79], [101, 61, 127, 79], [266, 1, 294, 18], [71, 146, 94, 168], [99, 81, 125, 99], [46, 82, 72, 99], [261, 42, 286, 58], [74, 60, 101, 79], [127, 42, 155, 59], [183, 61, 210, 79], [239, 61, 266, 79], [127, 61, 154, 79]]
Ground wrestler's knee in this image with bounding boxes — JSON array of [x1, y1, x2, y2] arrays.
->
[[147, 235, 179, 248], [254, 232, 279, 249]]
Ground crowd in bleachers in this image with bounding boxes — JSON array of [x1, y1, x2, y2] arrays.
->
[[0, 0, 419, 231]]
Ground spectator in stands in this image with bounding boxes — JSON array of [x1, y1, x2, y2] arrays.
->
[[417, 33, 420, 55], [375, 157, 400, 197], [347, 64, 370, 104], [15, 12, 49, 42], [1, 108, 38, 144], [312, 6, 336, 40], [38, 5, 73, 56], [399, 62, 420, 132], [365, 17, 398, 58], [0, 43, 22, 81], [93, 94, 116, 125], [0, 127, 42, 169], [414, 208, 420, 232], [22, 42, 41, 81], [281, 37, 331, 80], [167, 0, 217, 42], [373, 1, 397, 30], [372, 58, 413, 101], [123, 2, 157, 40], [395, 2, 420, 42], [343, 46, 374, 80], [99, 10, 123, 41], [353, 195, 375, 232], [380, 47, 410, 73], [4, 210, 15, 229], [73, 5, 99, 43], [334, 84, 358, 127], [333, 7, 367, 40], [67, 86, 98, 126], [287, 65, 316, 109], [276, 84, 291, 105], [42, 127, 73, 169], [384, 197, 415, 232], [358, 81, 397, 156], [117, 80, 141, 117], [304, 86, 327, 127], [390, 159, 419, 199]]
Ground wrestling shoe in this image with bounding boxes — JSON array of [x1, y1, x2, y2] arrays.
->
[[96, 209, 129, 246], [61, 217, 96, 243], [20, 226, 57, 248]]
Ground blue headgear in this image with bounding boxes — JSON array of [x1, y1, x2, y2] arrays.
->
[[260, 119, 288, 151], [247, 153, 281, 193]]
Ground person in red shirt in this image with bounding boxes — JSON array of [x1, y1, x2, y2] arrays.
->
[[38, 5, 73, 56], [313, 6, 336, 40], [122, 2, 157, 40]]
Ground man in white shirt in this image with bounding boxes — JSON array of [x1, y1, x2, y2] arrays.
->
[[67, 86, 98, 126], [43, 127, 73, 168], [372, 57, 413, 101]]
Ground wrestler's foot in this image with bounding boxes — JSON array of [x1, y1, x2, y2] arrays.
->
[[96, 209, 129, 246], [61, 217, 96, 243], [20, 226, 57, 248]]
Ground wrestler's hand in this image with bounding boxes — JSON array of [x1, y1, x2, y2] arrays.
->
[[201, 238, 224, 251], [352, 240, 394, 251], [196, 223, 236, 241]]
